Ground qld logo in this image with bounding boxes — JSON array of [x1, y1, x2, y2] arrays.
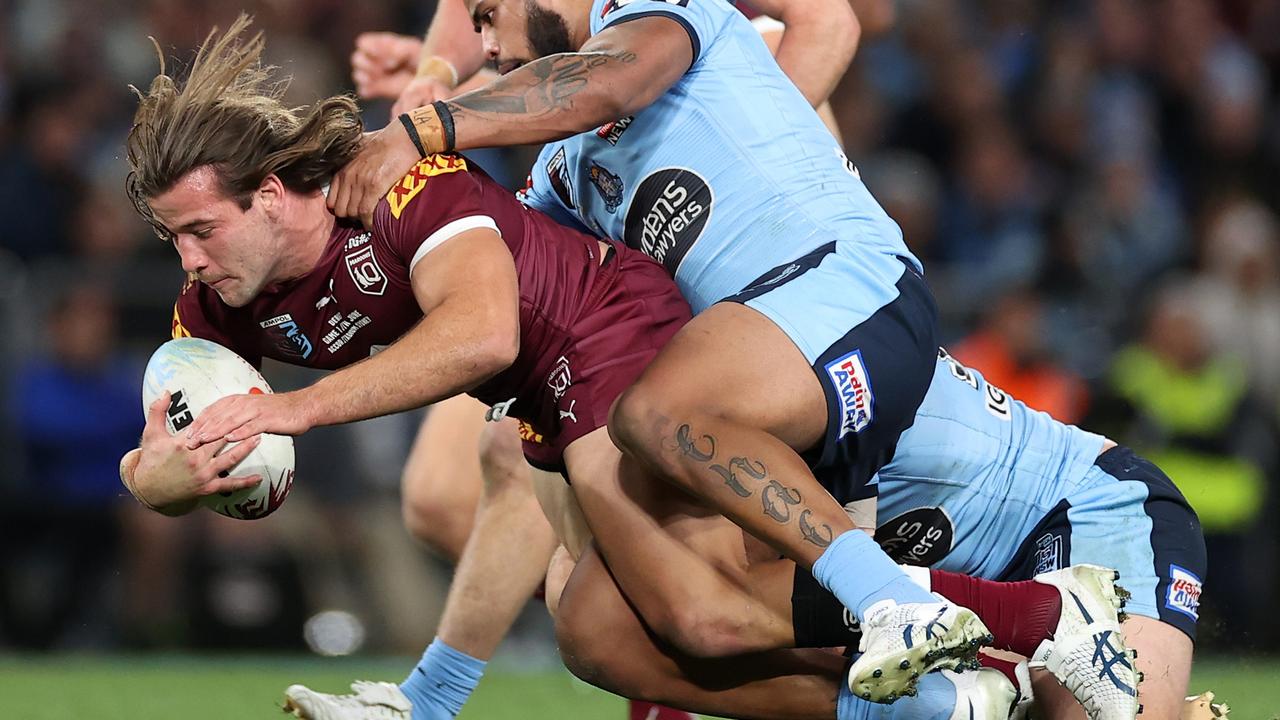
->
[[1166, 564, 1202, 620], [345, 241, 388, 296], [824, 349, 874, 438]]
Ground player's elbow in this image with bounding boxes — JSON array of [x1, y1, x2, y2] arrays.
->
[[467, 304, 519, 379], [474, 326, 519, 378], [825, 0, 860, 65], [647, 602, 761, 658]]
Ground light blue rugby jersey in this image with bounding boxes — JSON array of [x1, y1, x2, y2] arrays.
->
[[518, 0, 918, 314], [874, 351, 1107, 578]]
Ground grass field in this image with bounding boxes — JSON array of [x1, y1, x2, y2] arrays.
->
[[1, 654, 1277, 719]]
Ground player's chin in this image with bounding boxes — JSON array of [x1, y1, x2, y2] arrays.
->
[[214, 282, 254, 308]]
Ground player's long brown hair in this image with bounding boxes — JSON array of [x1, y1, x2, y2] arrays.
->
[[125, 14, 362, 239]]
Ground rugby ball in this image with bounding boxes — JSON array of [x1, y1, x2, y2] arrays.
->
[[142, 338, 295, 519]]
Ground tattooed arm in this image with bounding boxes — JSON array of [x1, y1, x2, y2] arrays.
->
[[328, 17, 691, 226], [420, 18, 690, 150]]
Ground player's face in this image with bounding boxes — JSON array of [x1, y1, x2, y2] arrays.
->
[[148, 166, 284, 308], [470, 0, 575, 74]]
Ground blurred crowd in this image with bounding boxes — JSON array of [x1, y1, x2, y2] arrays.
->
[[0, 0, 1277, 655]]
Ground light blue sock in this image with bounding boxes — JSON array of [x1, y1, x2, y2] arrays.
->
[[399, 638, 487, 720], [836, 670, 957, 720], [811, 530, 936, 622]]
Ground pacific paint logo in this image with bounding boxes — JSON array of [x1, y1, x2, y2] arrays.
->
[[171, 304, 191, 339], [1166, 564, 1202, 620], [387, 154, 469, 219], [824, 349, 874, 438]]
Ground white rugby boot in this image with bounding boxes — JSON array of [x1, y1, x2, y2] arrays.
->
[[942, 666, 1020, 720], [284, 681, 411, 720], [1029, 564, 1141, 720], [847, 599, 994, 703]]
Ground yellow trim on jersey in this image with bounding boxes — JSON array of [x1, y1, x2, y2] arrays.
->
[[387, 154, 469, 219], [517, 419, 544, 444], [171, 304, 191, 339]]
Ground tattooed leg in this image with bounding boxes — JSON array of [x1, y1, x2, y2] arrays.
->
[[609, 303, 852, 570]]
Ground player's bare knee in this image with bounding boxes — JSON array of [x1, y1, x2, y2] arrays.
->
[[477, 418, 526, 491], [608, 381, 678, 460], [400, 490, 468, 557]]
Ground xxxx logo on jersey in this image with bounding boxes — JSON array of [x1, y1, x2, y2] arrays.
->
[[387, 154, 469, 219]]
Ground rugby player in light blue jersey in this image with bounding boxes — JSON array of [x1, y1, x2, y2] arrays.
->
[[540, 349, 1201, 720], [326, 0, 1133, 710]]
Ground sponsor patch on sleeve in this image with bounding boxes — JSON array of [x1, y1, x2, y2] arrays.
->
[[1165, 564, 1202, 620], [824, 349, 875, 438], [387, 154, 469, 219]]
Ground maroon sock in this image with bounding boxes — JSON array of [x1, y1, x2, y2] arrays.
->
[[976, 653, 1021, 689], [928, 569, 1061, 657], [629, 701, 697, 720]]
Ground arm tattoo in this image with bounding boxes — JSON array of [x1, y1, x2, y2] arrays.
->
[[761, 479, 802, 523], [674, 423, 716, 462], [798, 510, 834, 548], [709, 457, 767, 498], [447, 50, 640, 119], [670, 423, 839, 549]]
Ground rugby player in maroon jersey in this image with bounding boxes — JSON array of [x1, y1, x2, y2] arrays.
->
[[117, 20, 828, 718]]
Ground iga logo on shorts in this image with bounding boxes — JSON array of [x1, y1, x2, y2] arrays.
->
[[824, 350, 874, 438], [1166, 564, 1202, 620]]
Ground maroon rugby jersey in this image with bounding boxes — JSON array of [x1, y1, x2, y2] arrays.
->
[[172, 154, 690, 465]]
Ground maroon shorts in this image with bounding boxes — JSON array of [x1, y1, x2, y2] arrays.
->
[[520, 247, 691, 472]]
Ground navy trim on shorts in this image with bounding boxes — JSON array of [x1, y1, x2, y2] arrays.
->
[[728, 242, 836, 302], [997, 446, 1205, 640], [997, 498, 1074, 581], [1094, 446, 1206, 640]]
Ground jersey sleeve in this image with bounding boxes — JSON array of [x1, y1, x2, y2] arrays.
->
[[372, 153, 502, 278], [594, 0, 733, 67], [171, 277, 263, 367]]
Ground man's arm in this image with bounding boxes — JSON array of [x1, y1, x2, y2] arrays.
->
[[183, 228, 520, 446], [419, 0, 490, 87], [746, 0, 859, 106], [328, 17, 691, 227], [429, 19, 689, 149], [390, 0, 496, 117]]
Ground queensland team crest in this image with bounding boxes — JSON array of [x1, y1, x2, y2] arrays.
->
[[589, 162, 624, 213], [343, 233, 387, 296]]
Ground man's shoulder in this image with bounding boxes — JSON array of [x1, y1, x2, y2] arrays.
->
[[381, 153, 476, 222]]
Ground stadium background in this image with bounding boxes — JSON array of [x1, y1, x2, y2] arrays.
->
[[1, 0, 1278, 716]]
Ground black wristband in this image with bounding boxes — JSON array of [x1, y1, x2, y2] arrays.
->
[[398, 113, 427, 158], [432, 100, 456, 153]]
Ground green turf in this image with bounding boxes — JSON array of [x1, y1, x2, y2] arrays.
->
[[0, 654, 1276, 719]]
